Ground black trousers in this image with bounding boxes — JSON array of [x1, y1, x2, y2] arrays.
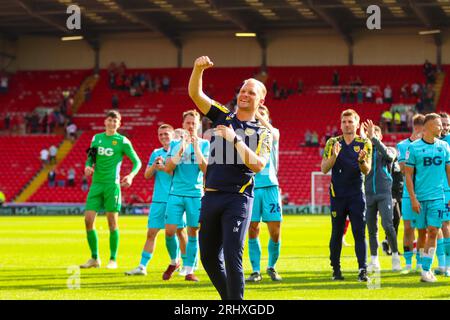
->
[[329, 193, 367, 271], [199, 192, 253, 300]]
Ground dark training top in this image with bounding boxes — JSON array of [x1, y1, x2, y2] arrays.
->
[[204, 101, 272, 197], [323, 135, 372, 198]]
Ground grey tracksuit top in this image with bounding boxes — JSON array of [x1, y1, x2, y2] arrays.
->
[[364, 137, 396, 196]]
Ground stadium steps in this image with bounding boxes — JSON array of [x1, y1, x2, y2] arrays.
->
[[14, 139, 75, 203], [434, 71, 446, 108], [72, 73, 99, 115]]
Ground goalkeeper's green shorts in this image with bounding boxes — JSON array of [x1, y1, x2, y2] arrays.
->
[[85, 183, 121, 213]]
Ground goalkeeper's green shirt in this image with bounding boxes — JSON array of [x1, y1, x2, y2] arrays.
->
[[85, 132, 142, 184]]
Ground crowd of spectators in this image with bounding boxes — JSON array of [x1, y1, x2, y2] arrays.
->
[[107, 62, 171, 98], [271, 78, 303, 100], [47, 167, 84, 190]]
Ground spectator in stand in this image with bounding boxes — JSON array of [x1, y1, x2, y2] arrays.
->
[[415, 98, 424, 113], [406, 109, 415, 131], [282, 193, 290, 206], [112, 94, 119, 109], [41, 112, 48, 134], [57, 169, 66, 187], [400, 83, 409, 100], [81, 175, 89, 192], [349, 87, 356, 103], [49, 145, 58, 164], [340, 88, 348, 104], [0, 74, 9, 94], [66, 98, 74, 118], [48, 111, 56, 133], [17, 113, 25, 134], [311, 131, 319, 146], [272, 80, 279, 99], [393, 111, 401, 132], [332, 70, 340, 86], [411, 82, 420, 97], [48, 169, 56, 187], [375, 88, 383, 104], [383, 85, 393, 103], [67, 168, 76, 187], [381, 110, 393, 133], [365, 87, 374, 102], [304, 129, 312, 146], [162, 76, 170, 92], [297, 78, 303, 94], [66, 122, 77, 141], [423, 59, 435, 84], [400, 111, 408, 132], [154, 77, 161, 92], [4, 112, 10, 132], [40, 148, 49, 166], [357, 87, 363, 103], [279, 87, 287, 100]]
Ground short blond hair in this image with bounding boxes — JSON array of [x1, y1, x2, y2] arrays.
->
[[182, 109, 200, 122], [243, 78, 267, 98], [341, 109, 360, 123]]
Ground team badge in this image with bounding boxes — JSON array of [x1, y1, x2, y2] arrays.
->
[[112, 140, 117, 146], [245, 128, 255, 136], [226, 116, 232, 120], [437, 147, 442, 152], [353, 146, 360, 153], [332, 211, 337, 218]]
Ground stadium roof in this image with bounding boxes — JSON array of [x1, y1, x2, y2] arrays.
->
[[0, 0, 449, 46]]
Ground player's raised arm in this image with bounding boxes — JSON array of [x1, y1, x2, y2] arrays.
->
[[188, 56, 214, 115]]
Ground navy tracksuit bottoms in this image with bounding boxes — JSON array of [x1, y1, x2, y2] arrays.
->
[[329, 193, 367, 271], [199, 191, 253, 300]]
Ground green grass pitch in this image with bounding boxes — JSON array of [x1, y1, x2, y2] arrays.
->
[[0, 215, 449, 300]]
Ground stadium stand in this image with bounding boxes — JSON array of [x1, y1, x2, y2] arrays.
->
[[5, 65, 442, 205], [0, 135, 64, 202]]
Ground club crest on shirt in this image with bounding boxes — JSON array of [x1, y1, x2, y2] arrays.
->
[[437, 147, 442, 152], [226, 116, 232, 120], [112, 140, 118, 146], [332, 211, 337, 218], [245, 128, 256, 136], [353, 146, 360, 153]]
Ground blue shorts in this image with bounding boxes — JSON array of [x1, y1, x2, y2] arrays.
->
[[251, 186, 282, 223], [402, 197, 415, 221], [443, 191, 450, 222], [147, 202, 186, 229], [165, 195, 201, 228], [411, 199, 445, 229]]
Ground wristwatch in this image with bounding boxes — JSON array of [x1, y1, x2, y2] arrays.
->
[[233, 135, 243, 146]]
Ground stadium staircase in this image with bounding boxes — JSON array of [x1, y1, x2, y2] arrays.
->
[[72, 73, 99, 115], [14, 139, 74, 203], [434, 71, 446, 109]]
